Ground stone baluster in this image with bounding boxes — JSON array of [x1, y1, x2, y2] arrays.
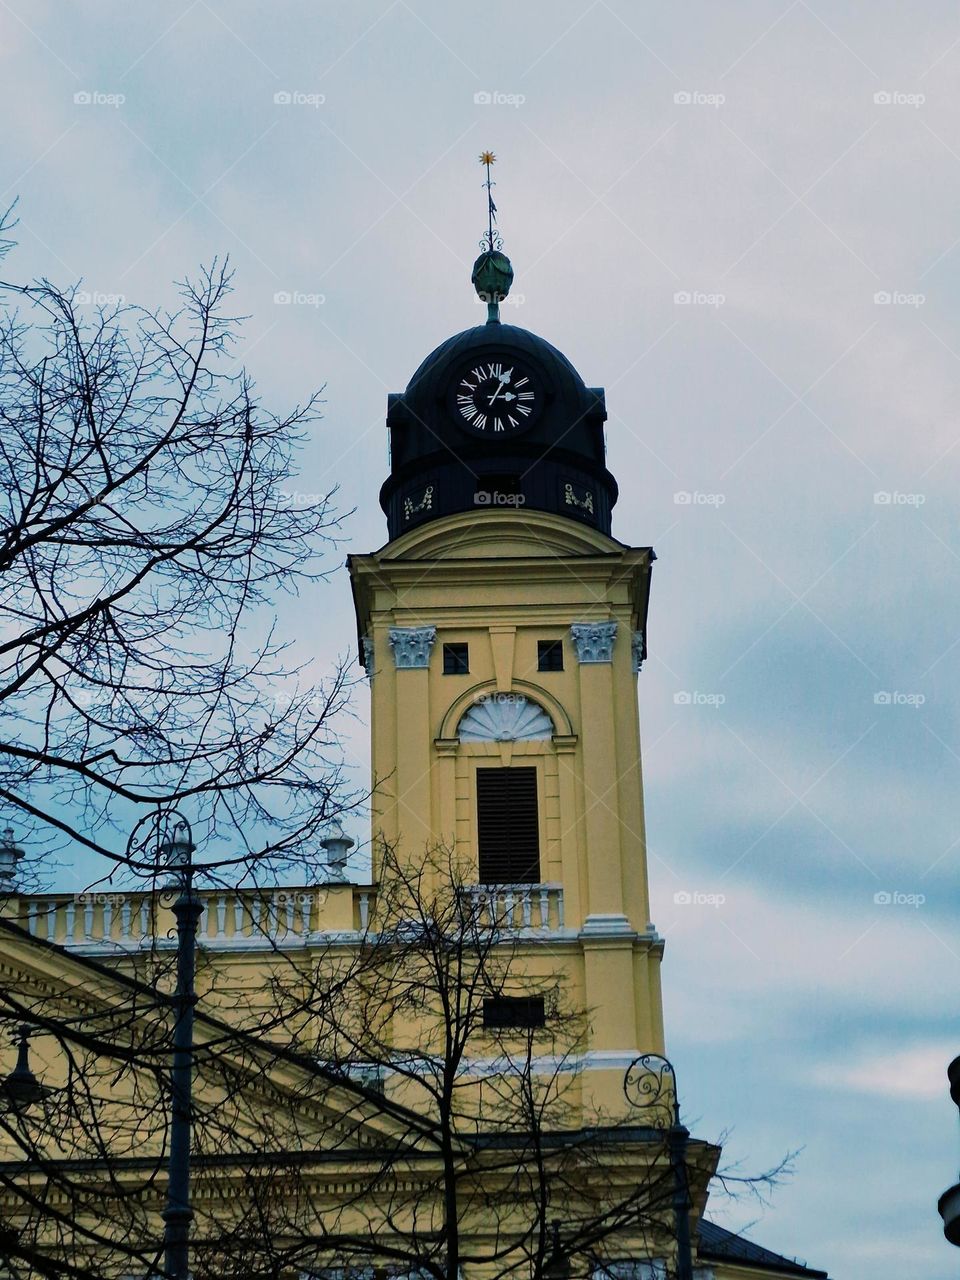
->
[[299, 892, 312, 938], [46, 901, 58, 942], [83, 900, 94, 941], [234, 896, 244, 938], [26, 903, 37, 936], [539, 886, 550, 928], [103, 899, 113, 941], [521, 890, 532, 928], [358, 892, 370, 931], [65, 900, 76, 944], [216, 894, 227, 939], [139, 898, 149, 940], [286, 895, 295, 936], [121, 899, 131, 940], [556, 887, 564, 929]]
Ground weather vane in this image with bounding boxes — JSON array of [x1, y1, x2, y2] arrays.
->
[[479, 151, 502, 253], [472, 151, 514, 323]]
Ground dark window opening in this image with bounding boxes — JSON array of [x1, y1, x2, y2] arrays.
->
[[537, 640, 564, 672], [483, 995, 546, 1030], [476, 766, 540, 884], [443, 643, 469, 675]]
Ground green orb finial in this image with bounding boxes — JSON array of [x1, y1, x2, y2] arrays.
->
[[472, 250, 513, 324]]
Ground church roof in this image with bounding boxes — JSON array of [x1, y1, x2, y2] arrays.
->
[[403, 322, 590, 409], [380, 318, 617, 540], [698, 1220, 830, 1277]]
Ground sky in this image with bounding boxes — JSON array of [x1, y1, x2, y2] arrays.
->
[[2, 2, 959, 1276]]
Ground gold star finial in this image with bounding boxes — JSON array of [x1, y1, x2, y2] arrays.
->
[[479, 150, 496, 166]]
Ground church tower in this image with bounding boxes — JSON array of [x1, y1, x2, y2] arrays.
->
[[348, 167, 664, 1112]]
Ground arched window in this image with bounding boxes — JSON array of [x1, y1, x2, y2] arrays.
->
[[457, 693, 553, 742]]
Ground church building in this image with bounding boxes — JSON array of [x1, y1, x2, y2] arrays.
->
[[0, 173, 832, 1280]]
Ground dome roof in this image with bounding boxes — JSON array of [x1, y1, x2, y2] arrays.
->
[[404, 323, 590, 415], [380, 317, 617, 541]]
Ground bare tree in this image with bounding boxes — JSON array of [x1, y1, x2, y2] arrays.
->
[[0, 215, 353, 889], [202, 843, 725, 1280]]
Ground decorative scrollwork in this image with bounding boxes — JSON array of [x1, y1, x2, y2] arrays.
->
[[623, 1053, 680, 1129], [479, 229, 504, 253]]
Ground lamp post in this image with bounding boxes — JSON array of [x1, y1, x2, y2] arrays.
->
[[156, 815, 201, 1280], [623, 1054, 693, 1280], [0, 1026, 53, 1112], [0, 827, 25, 891], [543, 1219, 571, 1280], [938, 1054, 960, 1245]]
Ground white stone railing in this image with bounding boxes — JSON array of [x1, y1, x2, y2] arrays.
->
[[10, 883, 565, 951], [13, 885, 374, 952], [460, 883, 564, 932]]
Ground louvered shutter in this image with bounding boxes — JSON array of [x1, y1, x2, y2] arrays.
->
[[476, 767, 540, 884]]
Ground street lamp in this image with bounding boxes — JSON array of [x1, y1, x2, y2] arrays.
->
[[938, 1054, 960, 1245], [0, 1026, 53, 1112], [0, 827, 25, 891], [623, 1054, 694, 1280], [155, 814, 201, 1280], [543, 1219, 571, 1280]]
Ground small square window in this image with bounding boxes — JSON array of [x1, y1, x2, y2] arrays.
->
[[482, 995, 546, 1030], [537, 640, 564, 672], [443, 643, 469, 675]]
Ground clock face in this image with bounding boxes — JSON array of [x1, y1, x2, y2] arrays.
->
[[453, 359, 540, 436]]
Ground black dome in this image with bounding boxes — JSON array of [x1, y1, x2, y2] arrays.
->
[[380, 321, 617, 540]]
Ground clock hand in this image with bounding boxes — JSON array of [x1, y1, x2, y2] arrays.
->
[[487, 381, 505, 406]]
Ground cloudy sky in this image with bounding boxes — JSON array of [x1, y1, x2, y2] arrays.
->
[[4, 2, 959, 1276]]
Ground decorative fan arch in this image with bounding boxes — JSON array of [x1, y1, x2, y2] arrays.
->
[[457, 694, 554, 743]]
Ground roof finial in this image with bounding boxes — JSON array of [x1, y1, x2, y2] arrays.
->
[[472, 151, 514, 324]]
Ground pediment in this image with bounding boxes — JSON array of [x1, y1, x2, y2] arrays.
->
[[379, 511, 627, 562]]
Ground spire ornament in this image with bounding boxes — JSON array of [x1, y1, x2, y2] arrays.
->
[[471, 151, 514, 324]]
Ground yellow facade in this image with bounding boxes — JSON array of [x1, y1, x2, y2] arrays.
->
[[349, 508, 663, 1117]]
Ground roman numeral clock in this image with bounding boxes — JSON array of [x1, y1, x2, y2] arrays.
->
[[452, 360, 542, 435]]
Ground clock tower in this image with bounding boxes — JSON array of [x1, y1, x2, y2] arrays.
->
[[349, 204, 663, 1113]]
